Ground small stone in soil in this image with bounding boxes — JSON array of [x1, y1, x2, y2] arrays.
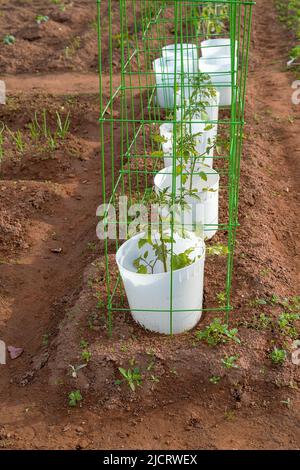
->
[[8, 346, 24, 360], [50, 248, 63, 253]]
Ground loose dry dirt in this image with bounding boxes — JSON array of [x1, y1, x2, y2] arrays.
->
[[0, 0, 299, 450]]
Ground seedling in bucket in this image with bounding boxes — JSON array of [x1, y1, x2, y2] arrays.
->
[[116, 190, 206, 334]]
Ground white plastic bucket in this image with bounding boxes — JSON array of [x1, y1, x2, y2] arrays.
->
[[176, 89, 220, 122], [162, 43, 198, 61], [159, 123, 173, 145], [160, 113, 218, 168], [154, 164, 219, 240], [162, 121, 213, 169], [199, 57, 233, 106], [159, 123, 174, 160], [153, 57, 198, 108], [204, 92, 219, 162], [201, 38, 237, 59], [116, 231, 205, 334]]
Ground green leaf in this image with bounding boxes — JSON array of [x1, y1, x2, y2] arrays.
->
[[152, 134, 168, 143], [181, 174, 188, 185], [256, 298, 267, 305], [150, 150, 164, 158], [68, 390, 82, 407], [138, 238, 148, 249], [3, 34, 16, 45], [176, 164, 183, 175], [137, 265, 148, 274], [291, 45, 300, 59], [118, 367, 128, 379]]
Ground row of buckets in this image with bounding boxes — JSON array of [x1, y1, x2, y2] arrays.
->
[[153, 38, 237, 108], [116, 39, 236, 334]]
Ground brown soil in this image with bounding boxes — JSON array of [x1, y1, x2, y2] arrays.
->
[[0, 0, 98, 74], [0, 0, 299, 450]]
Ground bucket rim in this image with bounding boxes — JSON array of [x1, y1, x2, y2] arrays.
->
[[116, 231, 205, 277]]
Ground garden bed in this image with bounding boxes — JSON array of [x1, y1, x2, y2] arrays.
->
[[0, 0, 299, 450]]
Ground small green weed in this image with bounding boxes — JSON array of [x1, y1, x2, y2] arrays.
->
[[42, 333, 50, 346], [216, 291, 226, 306], [281, 398, 292, 408], [52, 0, 66, 11], [209, 375, 221, 384], [81, 349, 92, 363], [150, 375, 160, 383], [68, 390, 83, 407], [28, 112, 41, 140], [36, 15, 49, 25], [116, 367, 142, 392], [56, 111, 70, 139], [64, 36, 81, 59], [196, 318, 240, 346], [269, 347, 286, 365], [7, 128, 25, 153], [69, 364, 87, 379], [277, 312, 300, 339], [80, 339, 89, 349], [221, 355, 239, 369], [3, 34, 15, 45]]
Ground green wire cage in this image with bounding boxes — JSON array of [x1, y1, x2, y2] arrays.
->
[[97, 0, 254, 335]]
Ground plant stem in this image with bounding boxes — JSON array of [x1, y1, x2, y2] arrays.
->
[[158, 214, 168, 273], [189, 155, 197, 192]]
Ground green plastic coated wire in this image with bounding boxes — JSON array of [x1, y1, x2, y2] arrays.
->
[[97, 0, 254, 334]]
